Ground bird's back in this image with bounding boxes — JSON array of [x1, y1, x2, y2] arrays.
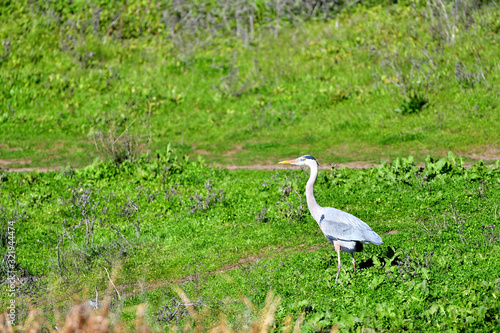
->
[[318, 207, 383, 245]]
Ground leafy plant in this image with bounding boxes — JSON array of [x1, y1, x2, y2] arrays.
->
[[398, 91, 429, 115], [0, 153, 499, 330]]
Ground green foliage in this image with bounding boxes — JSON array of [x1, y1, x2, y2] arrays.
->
[[1, 0, 500, 329], [1, 0, 500, 167], [1, 154, 500, 331], [398, 92, 429, 115]]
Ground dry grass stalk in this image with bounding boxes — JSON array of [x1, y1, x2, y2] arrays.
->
[[1, 289, 314, 332], [62, 300, 110, 333]]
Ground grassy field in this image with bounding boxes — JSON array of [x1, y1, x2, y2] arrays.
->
[[1, 0, 500, 331], [1, 0, 499, 169], [1, 153, 500, 331]]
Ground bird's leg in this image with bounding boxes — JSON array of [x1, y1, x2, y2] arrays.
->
[[334, 242, 341, 284], [352, 254, 356, 274]]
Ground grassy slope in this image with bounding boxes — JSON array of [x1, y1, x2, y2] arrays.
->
[[1, 154, 500, 331], [1, 3, 499, 168]]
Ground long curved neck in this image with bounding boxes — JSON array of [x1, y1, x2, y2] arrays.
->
[[305, 162, 322, 222]]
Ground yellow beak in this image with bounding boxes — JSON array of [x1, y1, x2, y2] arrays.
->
[[278, 159, 296, 164]]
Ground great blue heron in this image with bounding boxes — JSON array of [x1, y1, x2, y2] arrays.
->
[[278, 155, 383, 284]]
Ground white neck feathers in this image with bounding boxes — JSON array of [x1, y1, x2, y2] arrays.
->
[[305, 161, 322, 223]]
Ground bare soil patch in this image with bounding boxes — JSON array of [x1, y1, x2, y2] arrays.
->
[[223, 144, 244, 157], [48, 142, 66, 153], [0, 158, 32, 166], [338, 161, 381, 169], [0, 144, 22, 151], [2, 165, 63, 173], [463, 145, 500, 161], [194, 149, 211, 155]]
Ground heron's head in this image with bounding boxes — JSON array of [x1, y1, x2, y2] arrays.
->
[[278, 155, 318, 167]]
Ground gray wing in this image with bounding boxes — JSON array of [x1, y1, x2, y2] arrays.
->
[[318, 207, 383, 245]]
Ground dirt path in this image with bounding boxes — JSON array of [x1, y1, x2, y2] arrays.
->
[[116, 230, 400, 298], [17, 229, 400, 308], [4, 162, 381, 172], [2, 160, 489, 173], [1, 161, 396, 172], [4, 156, 496, 173], [2, 144, 499, 172], [219, 161, 382, 170], [115, 242, 331, 298], [2, 166, 63, 172]]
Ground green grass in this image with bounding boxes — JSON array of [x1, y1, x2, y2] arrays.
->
[[1, 0, 500, 331], [1, 2, 499, 168], [1, 153, 500, 331]]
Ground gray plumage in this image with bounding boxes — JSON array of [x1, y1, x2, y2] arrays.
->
[[319, 207, 383, 245], [279, 155, 383, 284]]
